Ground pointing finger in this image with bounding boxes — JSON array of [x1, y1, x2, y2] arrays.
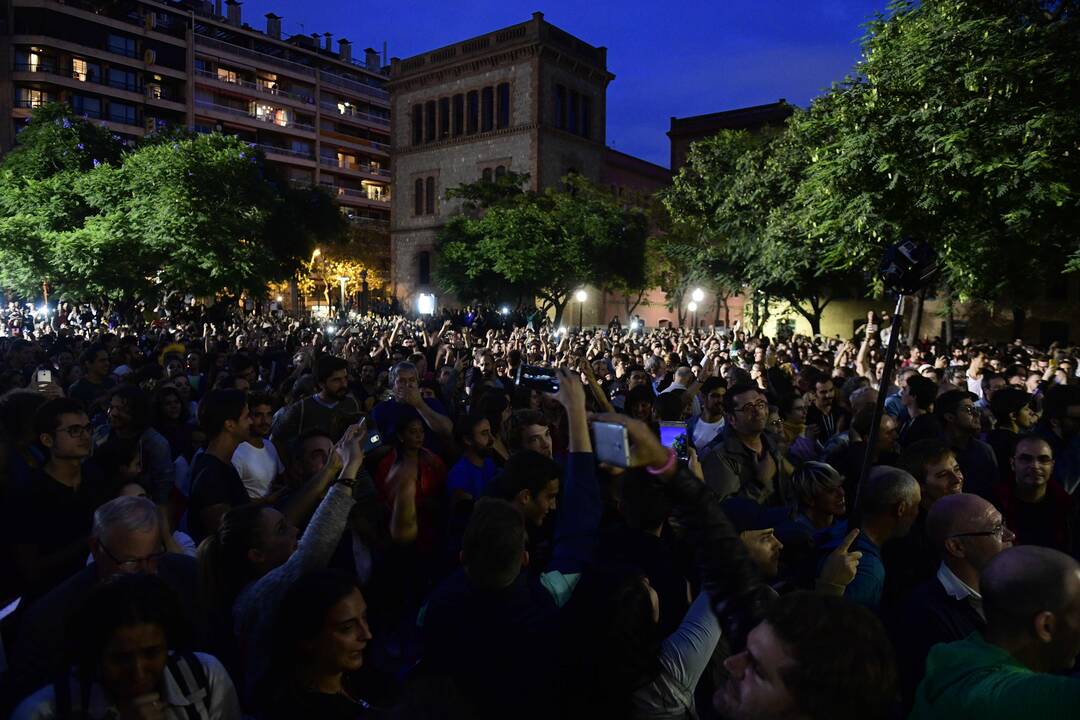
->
[[837, 527, 860, 553]]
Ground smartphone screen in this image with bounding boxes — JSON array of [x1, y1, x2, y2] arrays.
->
[[659, 422, 687, 449], [35, 369, 52, 386]]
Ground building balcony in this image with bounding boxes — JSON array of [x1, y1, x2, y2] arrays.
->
[[193, 68, 317, 108], [319, 183, 391, 208], [318, 70, 389, 103], [194, 99, 316, 135], [258, 144, 317, 165], [318, 156, 391, 180], [195, 34, 318, 80], [319, 128, 389, 156], [318, 99, 390, 127], [12, 62, 185, 112]]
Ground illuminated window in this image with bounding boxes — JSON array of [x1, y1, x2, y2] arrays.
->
[[257, 75, 278, 92], [251, 102, 288, 126], [364, 183, 385, 201], [73, 58, 88, 81], [217, 67, 239, 84], [337, 152, 357, 170], [16, 87, 52, 108]]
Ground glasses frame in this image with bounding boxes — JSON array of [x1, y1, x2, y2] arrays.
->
[[98, 540, 166, 571]]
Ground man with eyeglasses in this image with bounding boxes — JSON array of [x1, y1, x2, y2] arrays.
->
[[700, 382, 788, 506], [994, 435, 1075, 555], [2, 398, 106, 604], [935, 389, 997, 501], [6, 495, 201, 710], [890, 493, 1014, 708], [910, 545, 1080, 718]]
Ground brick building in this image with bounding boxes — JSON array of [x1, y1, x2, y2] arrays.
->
[[387, 12, 614, 310], [667, 100, 792, 172]]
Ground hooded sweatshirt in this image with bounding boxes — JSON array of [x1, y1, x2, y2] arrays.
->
[[910, 631, 1080, 719]]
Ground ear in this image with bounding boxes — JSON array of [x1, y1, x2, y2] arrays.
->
[[943, 537, 966, 559], [246, 547, 264, 566], [39, 432, 54, 449], [1033, 610, 1056, 643], [521, 550, 530, 568], [515, 489, 532, 507]]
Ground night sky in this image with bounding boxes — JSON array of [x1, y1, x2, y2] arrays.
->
[[239, 0, 889, 167]]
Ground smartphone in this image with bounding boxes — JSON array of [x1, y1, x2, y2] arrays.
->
[[660, 421, 689, 462], [364, 431, 382, 453], [515, 363, 560, 393], [592, 421, 630, 468], [35, 369, 52, 386]]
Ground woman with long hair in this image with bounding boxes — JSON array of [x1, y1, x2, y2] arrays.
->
[[257, 570, 374, 719]]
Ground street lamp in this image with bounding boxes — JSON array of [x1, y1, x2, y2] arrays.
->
[[692, 288, 705, 304], [575, 288, 587, 331], [500, 305, 510, 316], [688, 301, 699, 329]]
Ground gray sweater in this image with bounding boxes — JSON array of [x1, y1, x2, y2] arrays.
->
[[232, 481, 359, 701]]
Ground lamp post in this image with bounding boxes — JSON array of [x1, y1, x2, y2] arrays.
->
[[575, 288, 587, 331], [690, 288, 705, 330], [687, 301, 698, 329]]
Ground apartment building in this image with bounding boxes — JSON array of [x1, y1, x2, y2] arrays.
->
[[1, 0, 391, 225]]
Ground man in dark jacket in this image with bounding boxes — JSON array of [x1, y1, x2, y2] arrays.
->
[[889, 493, 1013, 708]]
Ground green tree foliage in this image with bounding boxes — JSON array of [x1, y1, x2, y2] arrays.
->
[[796, 0, 1080, 306], [435, 173, 648, 323], [0, 104, 344, 306]]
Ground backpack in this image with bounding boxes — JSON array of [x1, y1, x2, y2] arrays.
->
[[54, 651, 211, 719]]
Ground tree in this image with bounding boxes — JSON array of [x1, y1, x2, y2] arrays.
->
[[795, 0, 1080, 334], [0, 104, 345, 308], [435, 173, 648, 324]]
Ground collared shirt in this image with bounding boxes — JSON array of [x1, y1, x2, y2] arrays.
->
[[938, 562, 984, 619]]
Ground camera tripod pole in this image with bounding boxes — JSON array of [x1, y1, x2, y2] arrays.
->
[[853, 293, 907, 517]]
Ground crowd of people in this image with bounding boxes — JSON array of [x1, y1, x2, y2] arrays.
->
[[0, 302, 1078, 719]]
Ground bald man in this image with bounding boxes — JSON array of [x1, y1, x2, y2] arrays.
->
[[889, 494, 1014, 708], [911, 546, 1080, 718]]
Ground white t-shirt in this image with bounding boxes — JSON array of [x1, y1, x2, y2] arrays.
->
[[693, 417, 725, 450], [232, 439, 285, 499]]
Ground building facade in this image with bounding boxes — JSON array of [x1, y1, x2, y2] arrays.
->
[[387, 12, 613, 310], [667, 100, 792, 172], [1, 0, 391, 228]]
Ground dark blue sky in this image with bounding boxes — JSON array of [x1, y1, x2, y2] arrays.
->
[[240, 0, 889, 167]]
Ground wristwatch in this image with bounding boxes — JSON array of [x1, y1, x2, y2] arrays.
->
[[335, 475, 358, 490]]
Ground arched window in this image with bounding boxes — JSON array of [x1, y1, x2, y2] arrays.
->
[[425, 176, 435, 215], [496, 83, 510, 129], [414, 178, 423, 216], [482, 168, 492, 183], [494, 165, 506, 178]]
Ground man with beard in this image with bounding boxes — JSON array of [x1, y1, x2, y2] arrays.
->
[[805, 377, 849, 442], [271, 355, 361, 446], [188, 389, 254, 544], [232, 392, 286, 499], [447, 415, 498, 501], [687, 376, 727, 453], [994, 435, 1074, 555]]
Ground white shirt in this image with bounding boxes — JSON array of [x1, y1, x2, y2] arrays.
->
[[12, 652, 241, 719], [693, 417, 725, 450], [937, 562, 984, 619], [231, 439, 284, 499]]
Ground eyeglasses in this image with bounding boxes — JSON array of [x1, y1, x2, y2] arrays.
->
[[734, 401, 768, 414], [949, 524, 1012, 541], [98, 540, 166, 572], [56, 423, 92, 438]]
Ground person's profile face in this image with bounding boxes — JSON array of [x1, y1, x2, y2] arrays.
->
[[715, 621, 799, 720]]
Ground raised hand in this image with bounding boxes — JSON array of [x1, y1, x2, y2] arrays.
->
[[817, 527, 863, 593]]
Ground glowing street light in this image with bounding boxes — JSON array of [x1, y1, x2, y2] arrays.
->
[[691, 287, 705, 303], [687, 301, 699, 313], [575, 288, 588, 330], [688, 300, 699, 329], [500, 305, 510, 316], [575, 289, 588, 303], [338, 276, 350, 309]]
